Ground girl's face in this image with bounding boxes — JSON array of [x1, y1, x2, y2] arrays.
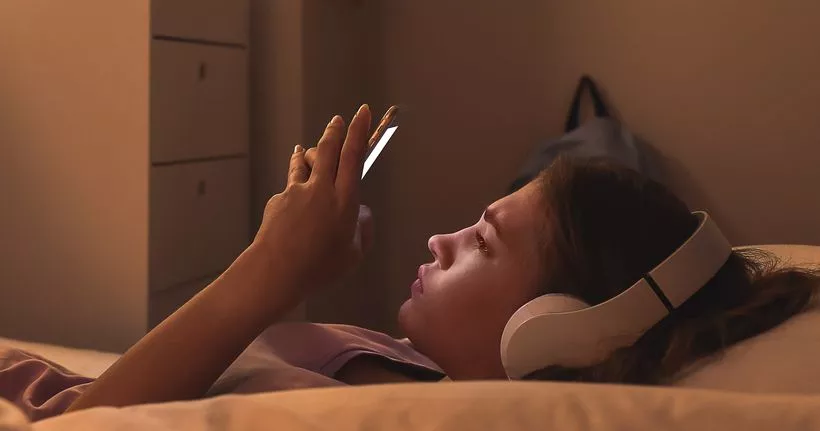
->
[[398, 181, 550, 379]]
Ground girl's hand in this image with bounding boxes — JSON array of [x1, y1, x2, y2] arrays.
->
[[251, 104, 373, 307], [303, 147, 375, 265], [67, 105, 373, 412]]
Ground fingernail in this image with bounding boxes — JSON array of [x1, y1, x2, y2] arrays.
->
[[293, 145, 303, 154], [329, 115, 343, 127], [356, 104, 370, 117]]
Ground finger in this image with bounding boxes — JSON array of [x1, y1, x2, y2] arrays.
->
[[312, 115, 346, 183], [336, 104, 372, 200], [287, 145, 309, 186], [305, 147, 317, 170]]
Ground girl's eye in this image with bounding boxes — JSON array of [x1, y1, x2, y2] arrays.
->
[[475, 231, 489, 254]]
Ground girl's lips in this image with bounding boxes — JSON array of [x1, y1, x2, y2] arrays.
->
[[411, 265, 427, 296], [410, 278, 423, 296]]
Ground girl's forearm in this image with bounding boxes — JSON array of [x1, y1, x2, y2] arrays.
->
[[68, 244, 295, 411], [68, 106, 371, 412]]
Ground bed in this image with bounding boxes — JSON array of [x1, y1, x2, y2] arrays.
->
[[1, 244, 819, 430], [0, 337, 118, 380]]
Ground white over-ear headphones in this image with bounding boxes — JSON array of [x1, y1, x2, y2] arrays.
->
[[500, 211, 732, 379]]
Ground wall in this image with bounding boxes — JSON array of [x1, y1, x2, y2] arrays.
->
[[250, 0, 387, 326], [254, 1, 820, 334], [0, 1, 150, 350], [536, 0, 820, 246], [370, 1, 556, 332], [249, 0, 305, 209], [250, 0, 306, 320], [368, 1, 820, 333], [300, 0, 392, 328]]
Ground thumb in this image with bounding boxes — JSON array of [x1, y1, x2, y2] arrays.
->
[[287, 145, 309, 185], [358, 205, 374, 253]]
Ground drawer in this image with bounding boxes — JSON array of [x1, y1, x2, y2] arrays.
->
[[151, 40, 248, 163], [152, 0, 249, 45], [149, 277, 214, 328], [150, 158, 249, 291]]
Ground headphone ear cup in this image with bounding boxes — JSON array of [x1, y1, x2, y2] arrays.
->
[[501, 294, 592, 378], [534, 294, 591, 313]]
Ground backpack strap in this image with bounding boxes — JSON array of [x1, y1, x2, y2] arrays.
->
[[564, 75, 609, 132]]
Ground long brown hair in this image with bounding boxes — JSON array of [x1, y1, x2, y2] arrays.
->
[[525, 157, 820, 384]]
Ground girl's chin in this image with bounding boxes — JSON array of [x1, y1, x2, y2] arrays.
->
[[397, 300, 417, 332]]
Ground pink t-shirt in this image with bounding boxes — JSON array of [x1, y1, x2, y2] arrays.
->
[[210, 323, 444, 394], [0, 323, 444, 421]]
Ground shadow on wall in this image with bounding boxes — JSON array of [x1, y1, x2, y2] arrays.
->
[[641, 142, 742, 242]]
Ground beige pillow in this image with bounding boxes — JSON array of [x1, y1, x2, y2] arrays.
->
[[675, 244, 820, 394]]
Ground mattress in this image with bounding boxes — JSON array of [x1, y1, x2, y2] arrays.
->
[[0, 337, 118, 379]]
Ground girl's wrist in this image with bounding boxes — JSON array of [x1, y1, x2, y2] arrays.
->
[[213, 243, 304, 327]]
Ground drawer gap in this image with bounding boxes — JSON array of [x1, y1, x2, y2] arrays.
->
[[153, 34, 247, 50], [151, 153, 248, 167]]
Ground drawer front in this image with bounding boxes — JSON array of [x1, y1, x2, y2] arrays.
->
[[150, 158, 249, 291], [151, 40, 248, 163], [149, 277, 213, 328], [152, 0, 249, 44]]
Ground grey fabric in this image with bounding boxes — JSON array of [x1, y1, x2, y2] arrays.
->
[[509, 76, 649, 192]]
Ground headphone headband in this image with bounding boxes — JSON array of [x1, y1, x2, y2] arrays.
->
[[500, 211, 732, 379]]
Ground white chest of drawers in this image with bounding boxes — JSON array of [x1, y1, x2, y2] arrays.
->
[[0, 0, 251, 352]]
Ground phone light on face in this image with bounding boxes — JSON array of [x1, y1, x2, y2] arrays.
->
[[361, 126, 398, 179]]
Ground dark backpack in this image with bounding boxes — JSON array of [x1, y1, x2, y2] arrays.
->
[[509, 76, 650, 193]]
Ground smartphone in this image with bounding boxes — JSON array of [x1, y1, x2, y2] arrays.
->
[[362, 105, 399, 179]]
